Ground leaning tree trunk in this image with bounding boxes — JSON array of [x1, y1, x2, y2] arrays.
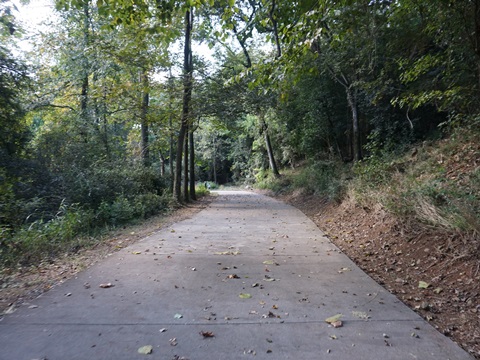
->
[[260, 114, 280, 178], [265, 131, 280, 177], [174, 8, 193, 202]]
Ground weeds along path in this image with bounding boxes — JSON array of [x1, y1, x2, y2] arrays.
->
[[0, 191, 473, 359]]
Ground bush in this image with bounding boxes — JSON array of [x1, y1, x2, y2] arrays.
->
[[291, 161, 346, 201], [1, 205, 95, 266], [133, 193, 170, 219]]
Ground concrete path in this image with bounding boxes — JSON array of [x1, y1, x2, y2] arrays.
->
[[0, 191, 473, 360]]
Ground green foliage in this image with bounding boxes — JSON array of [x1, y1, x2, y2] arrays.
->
[[97, 192, 169, 226], [194, 183, 210, 196], [291, 161, 346, 201], [1, 204, 95, 266], [254, 160, 347, 202]]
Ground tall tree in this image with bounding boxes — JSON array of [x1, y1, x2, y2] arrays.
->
[[174, 7, 194, 202]]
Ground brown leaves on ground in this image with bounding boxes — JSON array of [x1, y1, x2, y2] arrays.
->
[[200, 331, 215, 338]]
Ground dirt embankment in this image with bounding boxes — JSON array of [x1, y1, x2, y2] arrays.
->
[[281, 191, 480, 358]]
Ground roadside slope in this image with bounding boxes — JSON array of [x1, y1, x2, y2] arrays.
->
[[281, 191, 480, 358]]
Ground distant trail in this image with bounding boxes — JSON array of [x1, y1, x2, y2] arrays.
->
[[0, 191, 473, 359]]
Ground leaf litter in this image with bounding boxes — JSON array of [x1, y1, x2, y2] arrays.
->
[[325, 314, 343, 324], [138, 345, 153, 355], [99, 283, 114, 288], [200, 331, 215, 338]]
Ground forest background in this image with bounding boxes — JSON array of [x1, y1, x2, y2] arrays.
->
[[1, 0, 480, 341], [1, 0, 479, 270]]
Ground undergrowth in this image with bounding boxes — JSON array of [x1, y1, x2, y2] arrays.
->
[[255, 160, 348, 202], [256, 127, 479, 259], [352, 129, 480, 237]]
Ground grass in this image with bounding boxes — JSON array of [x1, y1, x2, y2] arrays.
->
[[350, 128, 480, 237]]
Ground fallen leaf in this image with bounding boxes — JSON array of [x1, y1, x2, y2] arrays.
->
[[174, 313, 183, 319], [227, 274, 240, 279], [132, 251, 142, 255], [200, 331, 215, 338], [418, 281, 430, 289], [351, 311, 370, 320], [159, 328, 167, 333], [99, 283, 114, 288], [332, 320, 343, 328], [169, 338, 177, 346], [329, 335, 337, 340], [325, 314, 343, 324], [239, 293, 252, 299], [433, 287, 443, 294], [214, 251, 240, 255], [263, 260, 278, 265], [138, 345, 153, 354]]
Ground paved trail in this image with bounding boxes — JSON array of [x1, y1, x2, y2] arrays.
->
[[0, 191, 473, 359]]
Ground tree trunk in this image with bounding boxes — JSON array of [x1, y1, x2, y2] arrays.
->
[[260, 114, 280, 177], [140, 69, 150, 167], [183, 123, 189, 202], [174, 8, 193, 202], [213, 138, 217, 184], [159, 150, 165, 177], [102, 85, 110, 158], [168, 73, 175, 192], [265, 131, 280, 177], [346, 87, 362, 162], [80, 1, 90, 141], [189, 129, 196, 200]]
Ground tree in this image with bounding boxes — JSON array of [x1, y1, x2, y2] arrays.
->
[[0, 0, 27, 155]]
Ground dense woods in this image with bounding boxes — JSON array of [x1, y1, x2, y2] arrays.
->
[[1, 0, 479, 266]]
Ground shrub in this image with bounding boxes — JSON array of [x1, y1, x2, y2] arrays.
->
[[1, 205, 95, 266], [291, 161, 346, 201]]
